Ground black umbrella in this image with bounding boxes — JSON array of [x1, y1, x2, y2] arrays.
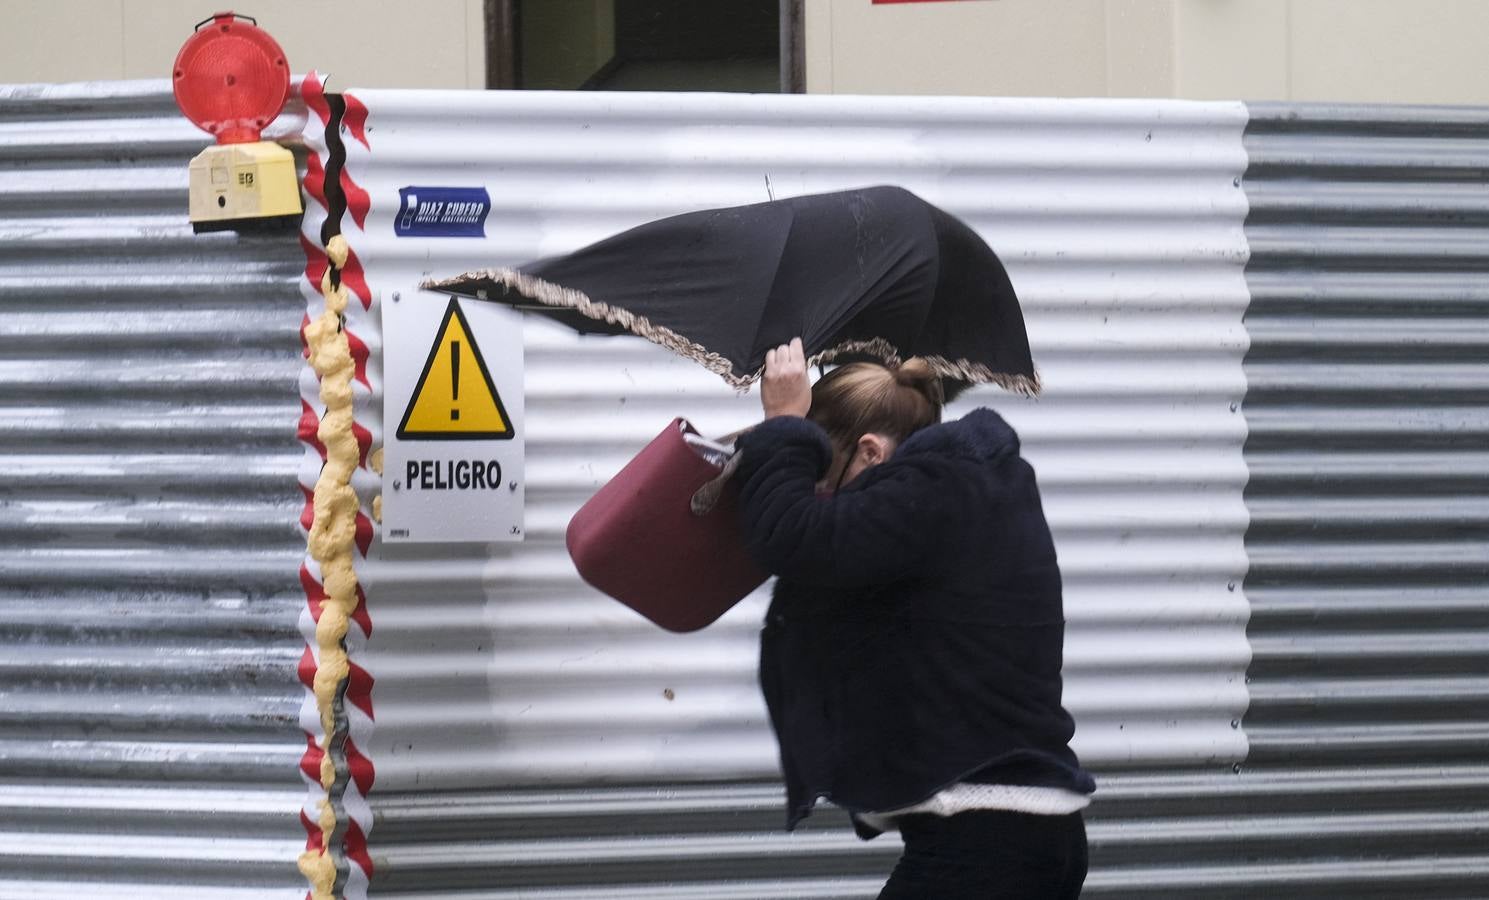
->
[[421, 185, 1038, 395]]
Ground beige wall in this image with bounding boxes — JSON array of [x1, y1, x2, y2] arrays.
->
[[807, 0, 1489, 104], [806, 0, 1175, 97], [5, 0, 1489, 103], [1175, 0, 1489, 104], [0, 0, 486, 89]]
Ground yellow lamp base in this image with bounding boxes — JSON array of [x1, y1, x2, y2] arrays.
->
[[188, 141, 303, 233]]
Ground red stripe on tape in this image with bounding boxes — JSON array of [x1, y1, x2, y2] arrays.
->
[[299, 484, 315, 535], [298, 400, 327, 460], [342, 169, 371, 231], [346, 327, 371, 390], [300, 733, 324, 784], [345, 738, 377, 796], [352, 584, 371, 637], [352, 420, 373, 469], [297, 645, 317, 691], [300, 809, 323, 850], [342, 818, 376, 879], [302, 71, 330, 127], [354, 509, 374, 557], [300, 564, 324, 618], [299, 233, 328, 293], [339, 246, 372, 309], [342, 92, 370, 150], [344, 661, 376, 721], [303, 153, 327, 208], [349, 587, 370, 637], [351, 584, 371, 637]]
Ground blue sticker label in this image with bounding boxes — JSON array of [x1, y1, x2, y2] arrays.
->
[[395, 186, 491, 238]]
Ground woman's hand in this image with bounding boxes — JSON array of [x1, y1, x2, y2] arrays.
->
[[761, 337, 811, 419]]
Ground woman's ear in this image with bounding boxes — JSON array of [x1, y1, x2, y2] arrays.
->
[[858, 433, 894, 467]]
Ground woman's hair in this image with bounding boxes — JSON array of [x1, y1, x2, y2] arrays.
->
[[808, 358, 944, 450]]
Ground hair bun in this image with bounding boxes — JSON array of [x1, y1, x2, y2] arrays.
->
[[894, 357, 945, 407]]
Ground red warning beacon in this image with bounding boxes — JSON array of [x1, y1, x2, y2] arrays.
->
[[173, 12, 302, 232]]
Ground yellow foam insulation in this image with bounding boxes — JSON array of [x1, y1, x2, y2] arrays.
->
[[371, 448, 384, 523], [297, 234, 364, 900]]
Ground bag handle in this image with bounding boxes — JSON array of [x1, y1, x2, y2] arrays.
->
[[688, 422, 756, 516], [690, 451, 743, 516]]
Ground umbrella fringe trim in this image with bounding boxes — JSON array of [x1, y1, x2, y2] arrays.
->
[[423, 267, 748, 385], [421, 268, 1040, 396], [811, 341, 1040, 397], [920, 356, 1041, 397]]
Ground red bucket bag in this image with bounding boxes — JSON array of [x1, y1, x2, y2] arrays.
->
[[566, 418, 767, 632]]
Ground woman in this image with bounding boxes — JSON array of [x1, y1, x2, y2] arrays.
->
[[734, 338, 1095, 899]]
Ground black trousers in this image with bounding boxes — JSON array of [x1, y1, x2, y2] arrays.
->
[[876, 809, 1088, 899]]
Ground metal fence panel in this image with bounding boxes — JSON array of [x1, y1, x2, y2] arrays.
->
[[0, 80, 308, 898], [1239, 103, 1489, 897], [332, 89, 1253, 895]]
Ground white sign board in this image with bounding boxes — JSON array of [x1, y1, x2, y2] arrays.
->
[[382, 285, 525, 542]]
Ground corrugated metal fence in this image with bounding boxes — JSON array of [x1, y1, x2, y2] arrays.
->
[[1238, 103, 1489, 896], [0, 81, 307, 898], [337, 90, 1254, 898], [1, 80, 1486, 899]]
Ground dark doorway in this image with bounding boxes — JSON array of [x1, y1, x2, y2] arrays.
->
[[486, 0, 803, 93]]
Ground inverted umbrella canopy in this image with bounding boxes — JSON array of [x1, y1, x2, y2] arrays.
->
[[422, 185, 1039, 395]]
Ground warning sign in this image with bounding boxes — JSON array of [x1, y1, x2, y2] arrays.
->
[[383, 286, 524, 545], [396, 298, 514, 440]]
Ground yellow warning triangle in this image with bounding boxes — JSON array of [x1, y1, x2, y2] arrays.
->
[[397, 298, 514, 440]]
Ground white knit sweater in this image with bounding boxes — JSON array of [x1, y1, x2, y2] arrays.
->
[[855, 783, 1091, 833]]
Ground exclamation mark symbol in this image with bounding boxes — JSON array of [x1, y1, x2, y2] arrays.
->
[[450, 341, 461, 421]]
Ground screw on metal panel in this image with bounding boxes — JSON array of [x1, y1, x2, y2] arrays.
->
[[1230, 402, 1238, 412], [510, 526, 521, 535], [509, 481, 518, 491], [1227, 582, 1236, 592], [1233, 176, 1241, 187], [392, 292, 401, 303], [392, 481, 401, 491], [1231, 719, 1240, 729], [1232, 763, 1243, 774], [663, 688, 676, 701]]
